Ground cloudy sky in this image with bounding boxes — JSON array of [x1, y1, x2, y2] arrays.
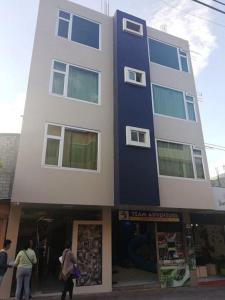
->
[[1, 0, 225, 175]]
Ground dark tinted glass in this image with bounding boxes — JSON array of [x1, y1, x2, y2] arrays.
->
[[126, 21, 141, 32], [149, 39, 179, 70], [71, 15, 99, 49], [180, 56, 189, 72], [58, 19, 69, 38], [59, 10, 70, 20]]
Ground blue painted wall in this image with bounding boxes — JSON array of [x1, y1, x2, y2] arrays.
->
[[114, 10, 160, 206]]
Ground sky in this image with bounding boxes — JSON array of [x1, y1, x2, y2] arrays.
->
[[0, 0, 225, 176]]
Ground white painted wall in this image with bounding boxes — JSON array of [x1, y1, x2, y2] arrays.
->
[[148, 27, 213, 209], [12, 0, 114, 206]]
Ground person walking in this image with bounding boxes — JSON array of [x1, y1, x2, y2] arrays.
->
[[20, 239, 36, 300], [0, 239, 12, 286], [15, 240, 37, 300], [60, 241, 76, 300]]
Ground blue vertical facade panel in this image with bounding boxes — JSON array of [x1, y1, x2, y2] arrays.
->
[[113, 10, 160, 206]]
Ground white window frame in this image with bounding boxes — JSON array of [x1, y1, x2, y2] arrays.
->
[[155, 139, 205, 181], [56, 9, 101, 50], [151, 83, 197, 122], [184, 93, 196, 121], [126, 126, 150, 148], [148, 38, 190, 73], [192, 147, 205, 179], [42, 123, 100, 173], [57, 10, 71, 39], [122, 18, 144, 36], [50, 60, 101, 105], [124, 66, 146, 87], [178, 48, 189, 72]]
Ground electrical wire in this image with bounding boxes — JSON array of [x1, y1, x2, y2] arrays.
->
[[160, 0, 225, 29], [191, 0, 225, 14], [205, 143, 225, 151], [212, 0, 225, 6]]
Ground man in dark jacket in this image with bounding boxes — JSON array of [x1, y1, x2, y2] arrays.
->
[[0, 239, 12, 286]]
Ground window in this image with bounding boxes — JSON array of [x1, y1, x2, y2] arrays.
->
[[57, 10, 100, 49], [152, 84, 196, 121], [193, 148, 205, 179], [51, 60, 99, 104], [44, 124, 99, 171], [58, 10, 70, 38], [122, 18, 143, 36], [126, 126, 150, 148], [185, 94, 196, 121], [157, 140, 205, 179], [148, 39, 189, 72], [124, 67, 146, 87], [179, 49, 189, 72]]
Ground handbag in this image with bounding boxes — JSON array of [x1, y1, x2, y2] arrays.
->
[[72, 265, 81, 279]]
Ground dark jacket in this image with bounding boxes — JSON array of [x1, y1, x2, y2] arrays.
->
[[0, 250, 8, 276]]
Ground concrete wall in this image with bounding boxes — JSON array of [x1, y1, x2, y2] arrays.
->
[[148, 28, 213, 210], [0, 134, 20, 200], [12, 0, 114, 206]]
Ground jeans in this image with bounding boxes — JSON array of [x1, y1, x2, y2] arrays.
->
[[15, 267, 32, 300], [0, 275, 3, 286], [61, 275, 74, 300]]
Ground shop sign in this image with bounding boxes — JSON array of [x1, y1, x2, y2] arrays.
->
[[119, 210, 180, 222]]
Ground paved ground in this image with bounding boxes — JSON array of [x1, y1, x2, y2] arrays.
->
[[16, 286, 225, 300]]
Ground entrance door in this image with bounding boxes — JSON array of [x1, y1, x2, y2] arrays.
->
[[112, 215, 158, 287]]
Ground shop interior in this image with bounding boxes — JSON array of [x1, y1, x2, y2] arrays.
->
[[112, 212, 158, 287], [11, 206, 101, 296], [192, 213, 225, 286]]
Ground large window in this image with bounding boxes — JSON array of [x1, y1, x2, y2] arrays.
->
[[157, 140, 205, 179], [148, 39, 189, 72], [152, 84, 196, 121], [51, 60, 100, 104], [57, 10, 100, 49], [44, 124, 99, 171]]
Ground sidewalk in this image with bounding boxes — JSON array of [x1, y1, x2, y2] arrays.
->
[[11, 286, 225, 300]]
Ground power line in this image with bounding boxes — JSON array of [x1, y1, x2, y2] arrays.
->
[[205, 143, 225, 151], [212, 0, 225, 6], [191, 0, 225, 14], [160, 0, 225, 30]]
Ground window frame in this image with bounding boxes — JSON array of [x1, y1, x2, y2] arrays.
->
[[42, 123, 100, 173], [56, 9, 101, 50], [50, 60, 101, 105], [155, 139, 206, 181], [178, 48, 189, 72], [151, 83, 197, 122], [148, 38, 190, 73], [126, 126, 151, 148], [124, 66, 146, 87], [192, 147, 205, 179], [122, 18, 144, 37]]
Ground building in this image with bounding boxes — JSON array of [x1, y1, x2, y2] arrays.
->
[[1, 0, 221, 298], [0, 133, 20, 248]]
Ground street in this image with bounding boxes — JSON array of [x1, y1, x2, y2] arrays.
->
[[21, 286, 225, 300]]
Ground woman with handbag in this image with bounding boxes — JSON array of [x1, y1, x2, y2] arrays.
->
[[14, 240, 37, 300], [60, 241, 76, 300]]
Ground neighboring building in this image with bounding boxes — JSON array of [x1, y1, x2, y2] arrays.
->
[[0, 133, 20, 248], [1, 0, 223, 298]]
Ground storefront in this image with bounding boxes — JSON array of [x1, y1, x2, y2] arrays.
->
[[9, 205, 111, 297], [112, 209, 192, 288], [0, 203, 10, 248], [191, 212, 225, 286]]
